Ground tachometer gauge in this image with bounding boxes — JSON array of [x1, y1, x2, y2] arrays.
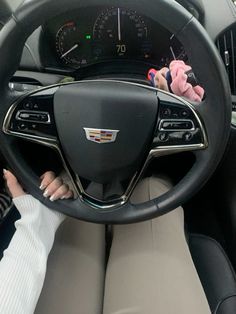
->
[[56, 22, 90, 68], [93, 8, 151, 60]]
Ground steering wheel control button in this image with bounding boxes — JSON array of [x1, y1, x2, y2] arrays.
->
[[180, 109, 190, 118], [23, 102, 33, 110], [162, 108, 172, 118], [33, 103, 39, 110], [159, 120, 194, 131], [18, 123, 27, 130], [183, 132, 193, 142], [39, 113, 50, 122], [16, 111, 51, 124], [18, 112, 31, 119], [158, 132, 169, 142]]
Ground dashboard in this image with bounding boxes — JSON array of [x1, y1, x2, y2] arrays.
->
[[40, 6, 186, 72], [0, 0, 235, 89]]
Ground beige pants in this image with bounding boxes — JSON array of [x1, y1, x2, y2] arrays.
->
[[35, 220, 105, 314], [104, 177, 211, 314], [35, 177, 211, 314]]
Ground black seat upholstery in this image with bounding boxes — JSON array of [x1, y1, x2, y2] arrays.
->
[[189, 234, 236, 314]]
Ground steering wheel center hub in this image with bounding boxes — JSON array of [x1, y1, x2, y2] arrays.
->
[[54, 81, 158, 184]]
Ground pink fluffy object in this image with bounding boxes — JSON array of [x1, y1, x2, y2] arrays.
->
[[169, 60, 205, 102]]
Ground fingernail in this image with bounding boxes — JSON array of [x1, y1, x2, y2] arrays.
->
[[50, 195, 56, 202], [39, 184, 45, 190], [43, 190, 49, 198], [61, 196, 66, 200], [3, 169, 8, 175]]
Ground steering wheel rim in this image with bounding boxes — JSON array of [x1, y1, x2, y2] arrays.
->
[[0, 0, 232, 224]]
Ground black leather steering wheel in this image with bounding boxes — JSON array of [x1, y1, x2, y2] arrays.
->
[[0, 0, 232, 224]]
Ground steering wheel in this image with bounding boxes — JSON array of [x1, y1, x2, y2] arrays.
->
[[0, 0, 232, 224]]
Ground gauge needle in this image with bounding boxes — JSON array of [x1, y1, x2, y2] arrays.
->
[[60, 43, 79, 59], [170, 46, 176, 60], [118, 8, 121, 41]]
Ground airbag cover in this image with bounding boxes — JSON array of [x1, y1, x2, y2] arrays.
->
[[54, 81, 158, 183]]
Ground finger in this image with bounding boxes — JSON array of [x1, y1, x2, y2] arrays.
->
[[193, 85, 205, 101], [3, 169, 26, 198], [61, 190, 74, 200], [159, 67, 169, 78], [43, 177, 63, 198], [155, 71, 169, 91], [49, 184, 70, 202], [40, 171, 56, 190]]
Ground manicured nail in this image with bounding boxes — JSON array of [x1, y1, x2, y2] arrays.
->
[[50, 195, 56, 202], [61, 195, 66, 200], [43, 190, 49, 198], [39, 184, 45, 190]]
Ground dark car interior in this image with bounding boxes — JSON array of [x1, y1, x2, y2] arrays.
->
[[0, 0, 236, 313]]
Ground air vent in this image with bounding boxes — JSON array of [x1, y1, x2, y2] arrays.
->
[[9, 77, 42, 92], [216, 24, 236, 95]]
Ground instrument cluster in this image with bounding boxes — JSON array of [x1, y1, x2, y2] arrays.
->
[[41, 6, 187, 71]]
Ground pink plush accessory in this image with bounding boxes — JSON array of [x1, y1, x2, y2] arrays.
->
[[169, 60, 205, 102]]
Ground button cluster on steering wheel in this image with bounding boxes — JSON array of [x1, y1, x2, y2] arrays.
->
[[9, 94, 57, 140], [153, 100, 203, 148]]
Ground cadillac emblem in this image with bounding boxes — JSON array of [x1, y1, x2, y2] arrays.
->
[[83, 128, 119, 144]]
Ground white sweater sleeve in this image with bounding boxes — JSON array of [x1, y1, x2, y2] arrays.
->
[[0, 194, 65, 314]]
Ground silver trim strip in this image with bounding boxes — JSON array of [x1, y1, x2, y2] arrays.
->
[[159, 119, 195, 132], [16, 110, 51, 124]]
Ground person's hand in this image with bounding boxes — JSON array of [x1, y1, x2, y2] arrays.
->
[[3, 169, 26, 198], [169, 60, 205, 102], [39, 171, 74, 201], [154, 67, 169, 92], [4, 170, 74, 201]]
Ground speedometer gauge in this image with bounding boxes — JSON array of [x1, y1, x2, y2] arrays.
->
[[93, 8, 152, 60]]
